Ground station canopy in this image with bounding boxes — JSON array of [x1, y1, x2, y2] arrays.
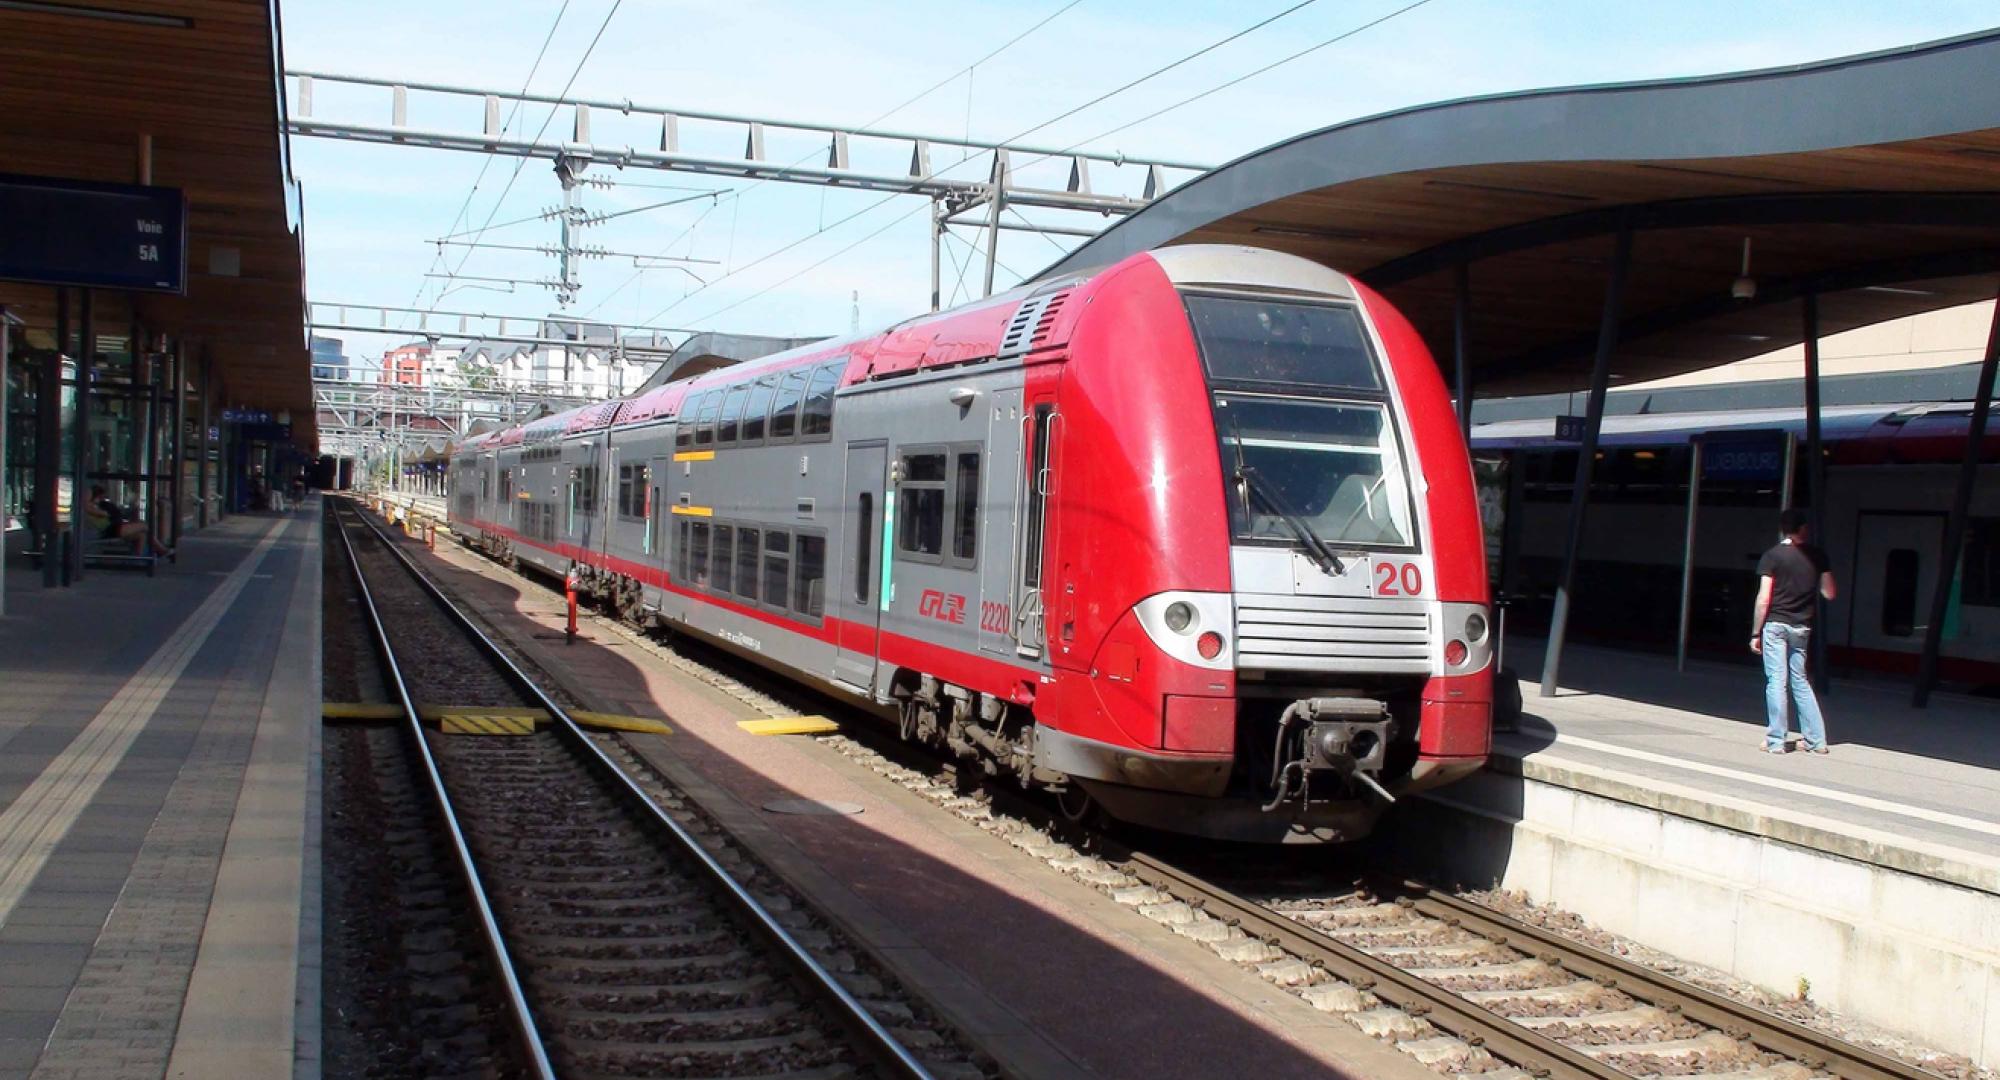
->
[[1037, 30, 2000, 396], [0, 0, 309, 437]]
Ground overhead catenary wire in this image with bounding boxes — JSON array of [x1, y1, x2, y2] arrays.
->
[[637, 0, 1339, 327], [700, 0, 1439, 326], [403, 0, 571, 320], [580, 0, 1086, 319], [1046, 0, 1440, 165], [428, 0, 624, 311]]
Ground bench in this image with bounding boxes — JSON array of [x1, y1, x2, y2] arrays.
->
[[22, 537, 160, 576]]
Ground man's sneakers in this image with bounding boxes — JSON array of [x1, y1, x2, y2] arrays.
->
[[1763, 744, 1787, 754]]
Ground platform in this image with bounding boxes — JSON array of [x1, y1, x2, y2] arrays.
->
[[1498, 636, 1997, 873], [1404, 636, 2000, 1068], [0, 505, 320, 1080]]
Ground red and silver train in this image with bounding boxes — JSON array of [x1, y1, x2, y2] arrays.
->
[[448, 245, 1492, 841]]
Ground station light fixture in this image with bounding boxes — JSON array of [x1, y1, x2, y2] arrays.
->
[[1731, 237, 1757, 300]]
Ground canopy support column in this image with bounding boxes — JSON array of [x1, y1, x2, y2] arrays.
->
[[68, 288, 93, 585], [39, 289, 66, 587], [1802, 293, 1829, 691], [1454, 262, 1473, 441], [1539, 226, 1632, 698], [1912, 287, 2000, 707], [169, 340, 185, 548]]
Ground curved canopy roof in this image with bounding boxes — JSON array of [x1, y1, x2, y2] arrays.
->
[[1039, 30, 2000, 395]]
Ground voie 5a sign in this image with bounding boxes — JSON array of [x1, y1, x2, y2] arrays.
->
[[0, 174, 188, 293]]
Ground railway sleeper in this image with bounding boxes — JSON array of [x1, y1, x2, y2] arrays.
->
[[1579, 1031, 1745, 1061], [1512, 1005, 1674, 1034]]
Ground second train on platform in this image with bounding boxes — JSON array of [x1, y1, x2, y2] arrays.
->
[[446, 245, 1492, 841]]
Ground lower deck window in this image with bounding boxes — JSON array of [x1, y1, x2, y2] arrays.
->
[[690, 522, 711, 586], [794, 535, 826, 617], [763, 531, 791, 608], [734, 528, 761, 601], [712, 526, 735, 595]]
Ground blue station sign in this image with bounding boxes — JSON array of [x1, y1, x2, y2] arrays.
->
[[0, 174, 188, 293]]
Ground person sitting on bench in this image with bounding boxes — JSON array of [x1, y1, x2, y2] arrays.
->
[[87, 485, 170, 558]]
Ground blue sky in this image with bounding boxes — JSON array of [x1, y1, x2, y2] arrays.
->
[[282, 0, 1999, 371]]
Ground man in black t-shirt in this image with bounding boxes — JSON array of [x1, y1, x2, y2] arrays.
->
[[1752, 509, 1836, 754]]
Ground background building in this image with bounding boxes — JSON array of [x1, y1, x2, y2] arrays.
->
[[309, 335, 348, 381]]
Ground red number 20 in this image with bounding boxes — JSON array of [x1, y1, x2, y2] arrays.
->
[[1375, 562, 1423, 597]]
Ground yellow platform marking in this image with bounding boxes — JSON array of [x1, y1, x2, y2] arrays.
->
[[322, 702, 403, 721], [439, 711, 541, 735], [737, 716, 840, 736], [670, 504, 714, 517], [672, 450, 716, 463], [572, 711, 674, 736], [323, 703, 670, 736]]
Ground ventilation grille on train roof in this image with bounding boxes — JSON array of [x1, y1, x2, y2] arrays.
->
[[997, 288, 1072, 360]]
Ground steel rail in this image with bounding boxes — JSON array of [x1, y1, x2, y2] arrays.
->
[[1402, 887, 1937, 1080], [406, 495, 1933, 1080], [1119, 852, 1630, 1080], [330, 502, 558, 1080], [341, 498, 937, 1080]]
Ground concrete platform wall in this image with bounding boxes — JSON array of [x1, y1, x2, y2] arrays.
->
[[1398, 767, 2000, 1069]]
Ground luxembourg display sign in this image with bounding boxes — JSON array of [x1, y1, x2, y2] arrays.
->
[[0, 174, 187, 293]]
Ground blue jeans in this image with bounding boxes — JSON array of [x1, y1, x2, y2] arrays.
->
[[1761, 622, 1827, 750]]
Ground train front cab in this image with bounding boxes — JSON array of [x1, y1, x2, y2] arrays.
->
[[1033, 246, 1492, 842]]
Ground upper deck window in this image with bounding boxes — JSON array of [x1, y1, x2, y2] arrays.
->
[[1185, 295, 1380, 392]]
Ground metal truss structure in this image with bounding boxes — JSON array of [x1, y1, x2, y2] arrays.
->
[[287, 71, 1209, 307], [308, 300, 691, 354], [314, 376, 605, 462]]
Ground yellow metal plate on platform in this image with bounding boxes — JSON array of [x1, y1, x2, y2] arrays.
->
[[322, 702, 402, 721], [326, 702, 668, 736], [571, 711, 674, 736], [737, 716, 840, 736], [439, 711, 542, 735]]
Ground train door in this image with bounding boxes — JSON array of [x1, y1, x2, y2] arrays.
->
[[647, 454, 670, 568], [978, 386, 1025, 657], [1013, 398, 1058, 660], [834, 441, 888, 690], [1847, 511, 1943, 653]]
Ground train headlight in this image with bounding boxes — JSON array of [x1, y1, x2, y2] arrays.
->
[[1463, 611, 1487, 644], [1197, 631, 1226, 660], [1444, 640, 1468, 666], [1164, 601, 1197, 634]]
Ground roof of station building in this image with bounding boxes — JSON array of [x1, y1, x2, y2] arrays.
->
[[0, 1, 310, 438], [1037, 29, 2000, 396]]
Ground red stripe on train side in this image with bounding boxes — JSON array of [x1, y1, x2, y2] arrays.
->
[[457, 516, 1044, 704]]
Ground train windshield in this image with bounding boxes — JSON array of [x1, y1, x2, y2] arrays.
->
[[1214, 395, 1416, 549], [1188, 294, 1417, 551]]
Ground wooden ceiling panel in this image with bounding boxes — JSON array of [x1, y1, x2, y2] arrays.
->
[[0, 0, 311, 441]]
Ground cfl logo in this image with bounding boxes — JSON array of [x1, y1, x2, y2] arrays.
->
[[918, 588, 967, 625]]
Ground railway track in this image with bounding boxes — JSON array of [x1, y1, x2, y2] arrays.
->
[[411, 507, 1956, 1080], [1123, 854, 1940, 1080], [329, 500, 954, 1080]]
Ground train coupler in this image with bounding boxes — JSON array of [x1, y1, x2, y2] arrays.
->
[[1262, 697, 1395, 811]]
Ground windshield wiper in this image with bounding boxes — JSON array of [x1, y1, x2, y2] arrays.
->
[[1237, 464, 1346, 576]]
